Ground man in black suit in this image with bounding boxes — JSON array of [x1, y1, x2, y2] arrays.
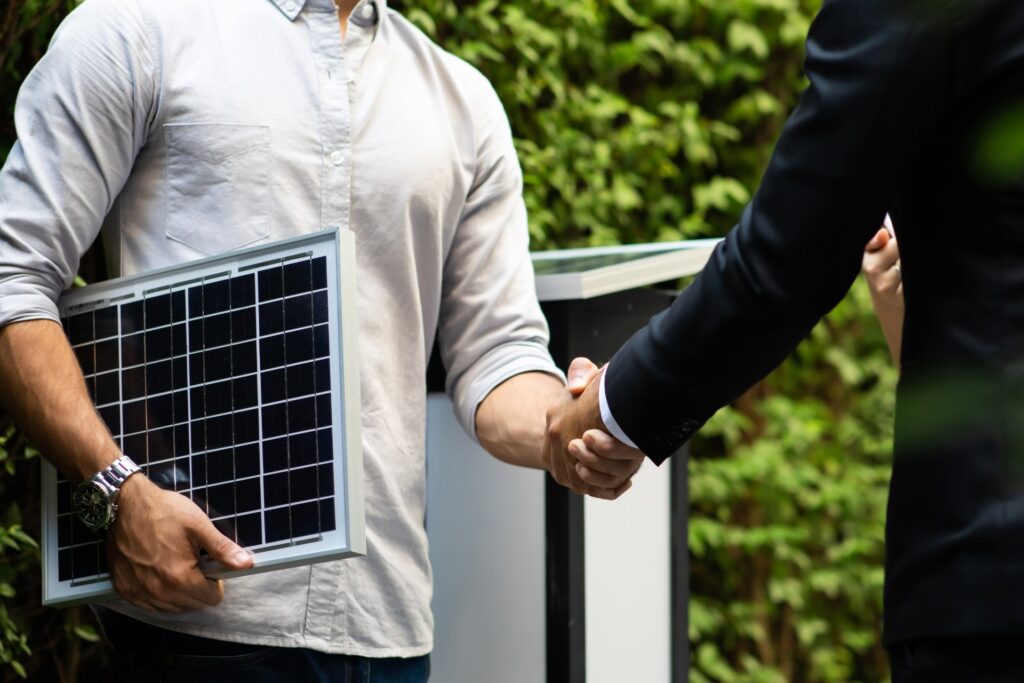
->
[[544, 0, 1024, 677]]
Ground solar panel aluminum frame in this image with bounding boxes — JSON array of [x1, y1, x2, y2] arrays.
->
[[41, 228, 365, 607]]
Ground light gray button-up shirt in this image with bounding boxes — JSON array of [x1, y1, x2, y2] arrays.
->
[[0, 0, 561, 656]]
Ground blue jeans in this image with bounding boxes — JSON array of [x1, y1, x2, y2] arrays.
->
[[96, 607, 430, 682]]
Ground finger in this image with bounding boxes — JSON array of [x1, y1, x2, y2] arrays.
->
[[875, 237, 900, 268], [862, 253, 881, 275], [168, 594, 214, 612], [553, 458, 583, 494], [582, 430, 646, 461], [576, 463, 627, 489], [863, 239, 899, 275], [112, 575, 163, 613], [544, 414, 598, 495], [873, 267, 903, 293], [567, 464, 599, 496], [864, 251, 902, 283], [586, 486, 619, 501], [547, 442, 587, 495], [566, 357, 600, 396], [569, 468, 594, 496], [180, 572, 226, 608], [864, 228, 889, 252], [128, 598, 159, 613], [190, 516, 253, 570], [572, 440, 641, 487], [121, 568, 209, 612], [572, 440, 638, 477], [123, 585, 180, 613], [145, 597, 188, 613], [865, 252, 898, 279], [154, 569, 222, 611], [584, 479, 636, 501]]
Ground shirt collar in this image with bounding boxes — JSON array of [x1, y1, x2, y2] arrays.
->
[[268, 0, 386, 24], [268, 0, 306, 21]]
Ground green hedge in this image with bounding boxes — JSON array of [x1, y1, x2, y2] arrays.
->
[[1, 1, 894, 680]]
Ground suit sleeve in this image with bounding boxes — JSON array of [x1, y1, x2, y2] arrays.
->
[[604, 0, 951, 462]]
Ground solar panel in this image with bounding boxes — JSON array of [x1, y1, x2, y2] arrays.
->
[[41, 228, 365, 607]]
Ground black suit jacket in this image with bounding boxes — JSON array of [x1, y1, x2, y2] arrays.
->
[[605, 0, 1024, 644]]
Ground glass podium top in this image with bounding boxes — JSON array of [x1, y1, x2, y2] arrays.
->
[[531, 239, 721, 301]]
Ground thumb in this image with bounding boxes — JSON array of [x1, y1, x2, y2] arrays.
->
[[865, 228, 889, 252], [567, 356, 600, 396], [191, 517, 254, 570]]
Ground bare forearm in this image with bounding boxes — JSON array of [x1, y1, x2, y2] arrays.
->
[[475, 371, 566, 469], [862, 228, 903, 366], [0, 319, 119, 481], [871, 296, 903, 365]]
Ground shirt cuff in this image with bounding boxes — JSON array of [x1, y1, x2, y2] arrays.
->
[[452, 341, 566, 443], [598, 365, 639, 450], [0, 289, 62, 329]]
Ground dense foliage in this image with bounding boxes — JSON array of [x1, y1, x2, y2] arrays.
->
[[1, 0, 895, 680]]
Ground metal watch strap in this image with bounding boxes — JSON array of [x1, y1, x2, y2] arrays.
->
[[91, 455, 141, 501]]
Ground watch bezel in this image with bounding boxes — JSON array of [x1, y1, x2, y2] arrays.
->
[[72, 480, 116, 532]]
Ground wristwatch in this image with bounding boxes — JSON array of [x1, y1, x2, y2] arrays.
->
[[72, 455, 142, 532]]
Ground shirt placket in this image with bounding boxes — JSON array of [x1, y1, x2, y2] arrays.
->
[[307, 0, 378, 232], [300, 0, 378, 648]]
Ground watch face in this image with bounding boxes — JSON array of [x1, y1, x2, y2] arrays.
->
[[73, 482, 113, 531]]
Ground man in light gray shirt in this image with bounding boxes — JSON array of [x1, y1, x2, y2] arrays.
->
[[0, 0, 642, 679]]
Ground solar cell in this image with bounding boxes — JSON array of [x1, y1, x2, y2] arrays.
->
[[42, 229, 364, 607]]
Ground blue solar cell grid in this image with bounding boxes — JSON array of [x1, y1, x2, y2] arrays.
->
[[55, 256, 336, 584]]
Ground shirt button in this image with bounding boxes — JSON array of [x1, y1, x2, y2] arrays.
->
[[361, 3, 375, 19], [283, 1, 297, 12], [330, 150, 344, 166]]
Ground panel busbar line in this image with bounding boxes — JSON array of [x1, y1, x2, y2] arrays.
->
[[42, 229, 365, 607]]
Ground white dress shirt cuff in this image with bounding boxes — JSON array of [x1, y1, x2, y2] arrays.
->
[[598, 366, 639, 450]]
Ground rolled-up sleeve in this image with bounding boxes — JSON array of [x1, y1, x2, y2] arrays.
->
[[0, 0, 156, 327], [438, 81, 564, 440]]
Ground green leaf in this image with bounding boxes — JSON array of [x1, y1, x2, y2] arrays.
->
[[73, 624, 101, 643], [727, 20, 770, 59], [8, 529, 37, 550]]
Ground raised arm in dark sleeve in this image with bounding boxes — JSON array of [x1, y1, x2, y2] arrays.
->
[[604, 0, 951, 461]]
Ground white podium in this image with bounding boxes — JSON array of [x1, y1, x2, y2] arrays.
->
[[426, 241, 717, 682]]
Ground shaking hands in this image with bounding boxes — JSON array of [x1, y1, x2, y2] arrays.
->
[[542, 358, 646, 500]]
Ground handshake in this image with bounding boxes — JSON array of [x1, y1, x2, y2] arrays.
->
[[542, 357, 647, 500]]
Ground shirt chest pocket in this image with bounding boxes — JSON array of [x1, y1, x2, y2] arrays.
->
[[164, 123, 271, 255]]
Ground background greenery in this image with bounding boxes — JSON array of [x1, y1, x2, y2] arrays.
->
[[0, 0, 895, 680]]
